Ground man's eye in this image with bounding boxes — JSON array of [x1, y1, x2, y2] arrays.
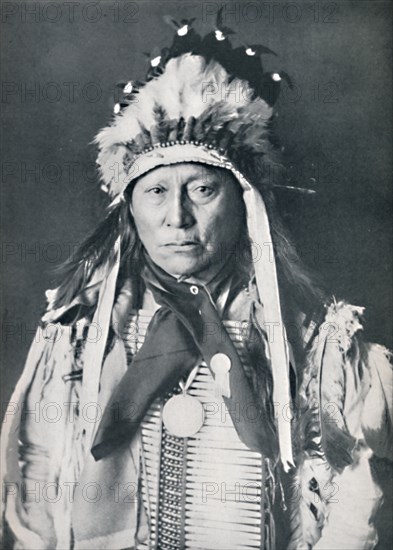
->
[[148, 187, 164, 194], [194, 186, 213, 195]]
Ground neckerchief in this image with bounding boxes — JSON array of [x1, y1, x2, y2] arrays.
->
[[91, 256, 278, 461]]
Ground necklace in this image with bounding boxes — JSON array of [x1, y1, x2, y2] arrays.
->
[[162, 365, 205, 438]]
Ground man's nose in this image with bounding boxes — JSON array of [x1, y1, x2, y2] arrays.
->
[[164, 193, 194, 228]]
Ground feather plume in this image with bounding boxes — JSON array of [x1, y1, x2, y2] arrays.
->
[[288, 458, 332, 549], [302, 303, 360, 471]]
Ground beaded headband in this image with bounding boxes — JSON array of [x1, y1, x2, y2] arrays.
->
[[106, 142, 253, 206]]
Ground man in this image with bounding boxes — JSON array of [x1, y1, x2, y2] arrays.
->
[[2, 17, 392, 550]]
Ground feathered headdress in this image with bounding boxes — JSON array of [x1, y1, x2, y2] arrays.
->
[[96, 53, 279, 198], [95, 10, 296, 199], [66, 14, 300, 470]]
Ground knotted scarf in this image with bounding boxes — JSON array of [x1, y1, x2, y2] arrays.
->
[[91, 256, 279, 461]]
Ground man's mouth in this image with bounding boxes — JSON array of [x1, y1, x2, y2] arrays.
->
[[163, 241, 201, 250]]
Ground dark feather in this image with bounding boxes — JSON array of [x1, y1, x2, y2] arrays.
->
[[259, 73, 281, 105], [181, 17, 196, 25], [151, 104, 170, 143], [182, 116, 196, 142], [322, 414, 357, 472], [280, 70, 294, 89], [216, 6, 224, 28], [231, 46, 263, 87], [168, 28, 201, 58], [249, 44, 277, 56], [219, 26, 235, 35]]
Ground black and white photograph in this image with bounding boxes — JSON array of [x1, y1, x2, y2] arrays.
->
[[1, 1, 392, 549]]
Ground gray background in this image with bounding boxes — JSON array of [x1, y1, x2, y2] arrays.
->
[[1, 0, 392, 546]]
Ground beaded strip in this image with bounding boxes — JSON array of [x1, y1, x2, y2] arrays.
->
[[156, 417, 186, 549]]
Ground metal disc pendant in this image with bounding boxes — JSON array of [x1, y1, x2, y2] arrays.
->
[[163, 394, 205, 437]]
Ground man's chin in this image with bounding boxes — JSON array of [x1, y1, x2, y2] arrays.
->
[[155, 256, 212, 281], [165, 262, 208, 280]]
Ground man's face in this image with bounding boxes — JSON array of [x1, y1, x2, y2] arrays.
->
[[131, 163, 245, 280]]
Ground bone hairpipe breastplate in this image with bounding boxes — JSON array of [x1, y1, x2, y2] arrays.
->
[[123, 309, 275, 550]]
